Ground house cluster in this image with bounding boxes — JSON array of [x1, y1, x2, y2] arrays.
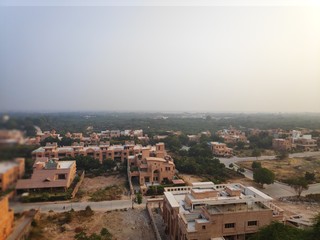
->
[[128, 143, 178, 193], [31, 141, 178, 194], [272, 130, 318, 152], [216, 127, 248, 144], [64, 129, 148, 144], [33, 141, 153, 163], [210, 142, 233, 157], [0, 130, 25, 147], [186, 131, 211, 143], [209, 127, 247, 157], [0, 128, 149, 147], [162, 182, 283, 240]]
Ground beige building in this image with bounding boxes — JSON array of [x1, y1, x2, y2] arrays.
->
[[295, 137, 318, 151], [211, 142, 233, 157], [0, 158, 25, 192], [216, 127, 247, 145], [16, 158, 76, 192], [129, 143, 176, 194], [0, 129, 25, 146], [32, 142, 153, 163], [162, 182, 283, 240], [0, 196, 14, 240], [272, 138, 293, 152]]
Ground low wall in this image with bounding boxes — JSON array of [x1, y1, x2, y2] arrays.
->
[[7, 210, 39, 240], [71, 171, 85, 198], [127, 161, 134, 195], [146, 204, 162, 240]]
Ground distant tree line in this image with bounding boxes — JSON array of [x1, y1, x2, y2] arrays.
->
[[3, 112, 320, 137]]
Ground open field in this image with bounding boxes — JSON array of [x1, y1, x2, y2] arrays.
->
[[238, 156, 320, 182], [76, 175, 130, 201], [29, 208, 155, 240], [234, 149, 276, 158]]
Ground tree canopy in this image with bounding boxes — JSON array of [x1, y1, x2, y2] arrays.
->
[[287, 177, 309, 198], [253, 167, 275, 187]]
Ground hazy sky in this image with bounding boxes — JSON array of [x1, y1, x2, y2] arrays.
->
[[1, 1, 320, 113]]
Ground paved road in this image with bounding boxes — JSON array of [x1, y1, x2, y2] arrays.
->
[[11, 199, 146, 213]]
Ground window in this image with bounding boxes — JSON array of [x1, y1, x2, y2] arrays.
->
[[202, 225, 206, 230], [165, 167, 170, 171], [58, 174, 66, 180], [248, 221, 258, 226], [225, 223, 235, 228]]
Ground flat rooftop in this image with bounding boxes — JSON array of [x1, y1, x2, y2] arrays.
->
[[165, 182, 274, 210], [58, 161, 75, 169]]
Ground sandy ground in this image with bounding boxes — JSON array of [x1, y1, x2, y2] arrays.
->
[[275, 198, 320, 220], [238, 157, 320, 182], [32, 208, 155, 240], [178, 174, 206, 185], [77, 175, 130, 201]]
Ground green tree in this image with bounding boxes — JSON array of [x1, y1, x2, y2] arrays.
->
[[252, 148, 261, 160], [178, 134, 189, 145], [60, 137, 74, 146], [310, 213, 320, 239], [253, 167, 275, 188], [40, 136, 60, 146], [252, 161, 262, 170], [305, 171, 315, 183], [188, 143, 211, 158], [136, 193, 142, 204], [248, 221, 307, 240], [236, 141, 245, 150], [102, 159, 116, 171], [163, 135, 182, 153], [100, 228, 112, 240], [276, 150, 289, 160], [287, 177, 309, 198], [75, 231, 88, 240]]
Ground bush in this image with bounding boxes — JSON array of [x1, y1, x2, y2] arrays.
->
[[305, 194, 320, 202], [252, 161, 262, 169], [75, 227, 84, 233], [146, 185, 165, 195], [136, 193, 142, 204], [305, 171, 315, 183], [21, 192, 71, 203]]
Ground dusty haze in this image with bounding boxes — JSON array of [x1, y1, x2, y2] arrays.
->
[[1, 1, 319, 112]]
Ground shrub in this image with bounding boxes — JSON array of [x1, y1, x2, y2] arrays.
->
[[74, 227, 84, 233]]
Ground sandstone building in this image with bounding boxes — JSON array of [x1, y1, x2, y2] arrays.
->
[[16, 158, 76, 192], [0, 196, 14, 240], [0, 158, 25, 192], [162, 182, 283, 240]]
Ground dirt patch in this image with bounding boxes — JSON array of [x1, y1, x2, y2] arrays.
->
[[76, 175, 130, 201], [30, 208, 155, 240], [275, 198, 320, 220], [178, 174, 207, 185], [238, 157, 320, 182], [234, 149, 276, 158]]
